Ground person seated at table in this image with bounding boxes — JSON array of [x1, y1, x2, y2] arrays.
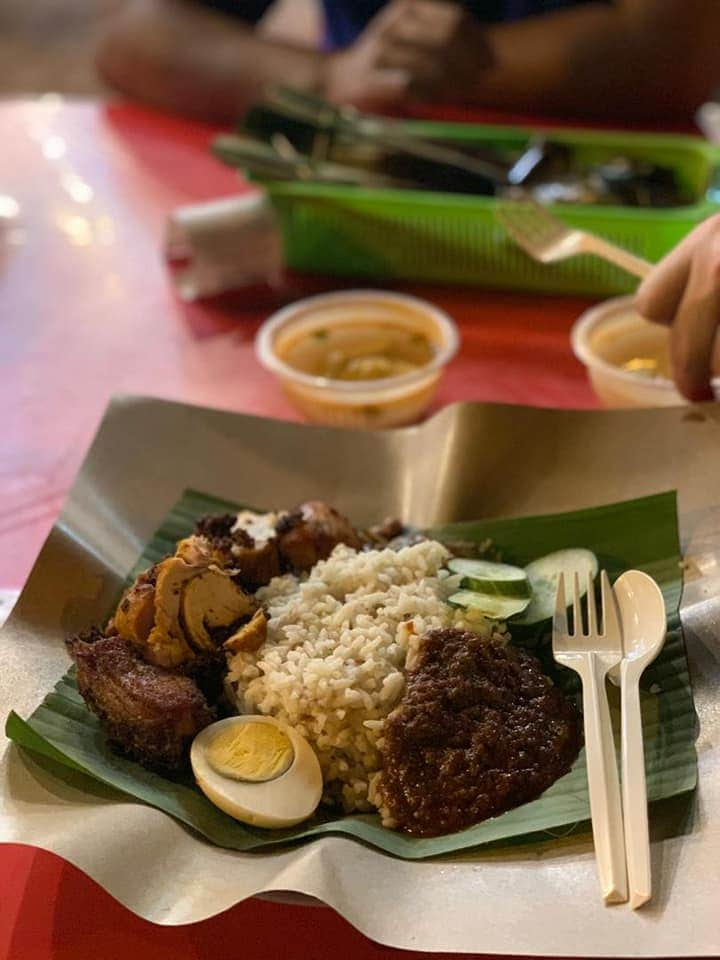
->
[[636, 213, 720, 403], [96, 0, 719, 123]]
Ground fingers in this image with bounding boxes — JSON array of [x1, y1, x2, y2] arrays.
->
[[403, 0, 462, 27], [381, 18, 447, 52], [360, 0, 447, 98], [347, 68, 412, 111], [359, 0, 484, 101], [382, 0, 461, 48], [668, 229, 720, 401], [634, 213, 720, 325], [366, 0, 416, 37], [634, 214, 720, 401], [375, 41, 445, 90]]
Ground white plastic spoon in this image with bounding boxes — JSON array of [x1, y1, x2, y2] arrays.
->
[[611, 570, 667, 910]]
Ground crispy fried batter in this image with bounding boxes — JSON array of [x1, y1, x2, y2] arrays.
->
[[67, 631, 214, 774]]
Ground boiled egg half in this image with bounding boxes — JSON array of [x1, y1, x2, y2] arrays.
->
[[191, 715, 322, 828]]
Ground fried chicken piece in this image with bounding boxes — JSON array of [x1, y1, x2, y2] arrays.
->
[[67, 630, 214, 774], [108, 563, 159, 647], [180, 565, 255, 651], [108, 551, 256, 670], [193, 512, 281, 588], [223, 608, 267, 653], [193, 502, 361, 580], [367, 516, 404, 542], [358, 516, 425, 550], [175, 534, 229, 568], [276, 500, 361, 571], [195, 513, 236, 541], [230, 536, 281, 588]]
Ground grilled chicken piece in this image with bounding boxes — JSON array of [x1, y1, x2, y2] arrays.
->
[[67, 631, 214, 774], [175, 534, 229, 568], [276, 500, 361, 571], [143, 556, 199, 667], [224, 608, 267, 653], [110, 565, 158, 647], [181, 567, 255, 650], [109, 555, 256, 670]]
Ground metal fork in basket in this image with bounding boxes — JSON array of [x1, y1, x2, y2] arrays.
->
[[553, 571, 628, 904], [497, 201, 653, 279]]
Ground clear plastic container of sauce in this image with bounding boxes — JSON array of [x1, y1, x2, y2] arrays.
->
[[572, 296, 720, 407], [256, 290, 459, 428]]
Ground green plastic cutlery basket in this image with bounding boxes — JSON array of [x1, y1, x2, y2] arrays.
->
[[261, 121, 720, 296]]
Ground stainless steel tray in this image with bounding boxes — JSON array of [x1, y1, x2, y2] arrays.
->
[[1, 396, 718, 954]]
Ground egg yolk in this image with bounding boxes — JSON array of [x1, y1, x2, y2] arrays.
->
[[206, 722, 294, 782]]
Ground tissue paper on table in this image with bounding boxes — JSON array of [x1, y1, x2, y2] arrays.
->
[[165, 192, 283, 300]]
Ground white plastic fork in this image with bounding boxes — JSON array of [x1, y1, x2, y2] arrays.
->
[[552, 571, 628, 904], [497, 201, 653, 279]]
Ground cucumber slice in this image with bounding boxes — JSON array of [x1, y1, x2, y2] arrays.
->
[[448, 590, 531, 621], [515, 548, 599, 626], [447, 558, 527, 581], [459, 575, 530, 598], [443, 573, 463, 593], [447, 559, 530, 598]]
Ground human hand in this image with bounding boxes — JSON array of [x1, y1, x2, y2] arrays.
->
[[323, 0, 492, 111], [634, 213, 720, 401]]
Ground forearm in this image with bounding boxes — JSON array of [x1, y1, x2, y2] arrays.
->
[[96, 0, 326, 120], [473, 1, 717, 120]]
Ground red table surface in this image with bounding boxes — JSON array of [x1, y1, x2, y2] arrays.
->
[[1, 97, 604, 960]]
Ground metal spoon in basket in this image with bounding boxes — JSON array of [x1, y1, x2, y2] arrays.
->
[[496, 200, 653, 279]]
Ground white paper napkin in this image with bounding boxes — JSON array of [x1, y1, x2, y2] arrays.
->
[[165, 192, 283, 301]]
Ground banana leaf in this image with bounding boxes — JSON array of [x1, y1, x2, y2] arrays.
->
[[5, 489, 697, 860]]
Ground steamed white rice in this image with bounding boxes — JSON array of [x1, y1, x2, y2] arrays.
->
[[226, 539, 498, 812]]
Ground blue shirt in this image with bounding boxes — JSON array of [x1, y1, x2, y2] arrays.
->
[[202, 0, 594, 48]]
